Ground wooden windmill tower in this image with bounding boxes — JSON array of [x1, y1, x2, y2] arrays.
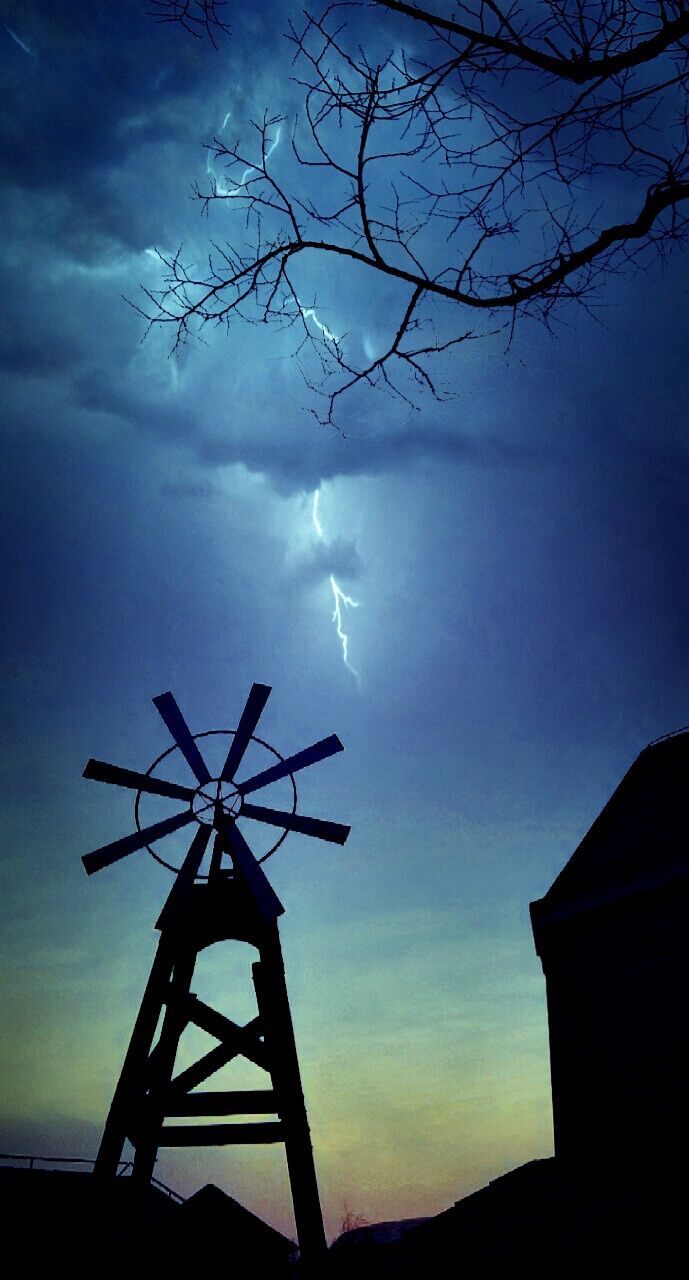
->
[[80, 684, 351, 1265]]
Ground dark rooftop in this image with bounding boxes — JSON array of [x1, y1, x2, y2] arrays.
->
[[531, 730, 689, 941]]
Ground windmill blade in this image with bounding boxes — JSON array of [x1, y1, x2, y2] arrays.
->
[[241, 802, 350, 846], [157, 824, 211, 930], [237, 735, 344, 797], [153, 692, 211, 785], [217, 819, 284, 923], [82, 809, 195, 876], [83, 758, 195, 802], [220, 683, 271, 782]]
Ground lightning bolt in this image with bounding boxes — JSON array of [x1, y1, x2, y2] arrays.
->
[[206, 113, 282, 198], [209, 112, 337, 346], [312, 489, 360, 680], [3, 22, 33, 56], [301, 308, 338, 345]]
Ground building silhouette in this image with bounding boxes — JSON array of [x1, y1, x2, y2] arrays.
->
[[336, 730, 689, 1273], [530, 729, 689, 1173]]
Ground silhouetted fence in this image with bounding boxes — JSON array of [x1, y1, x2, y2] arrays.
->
[[0, 1152, 184, 1200]]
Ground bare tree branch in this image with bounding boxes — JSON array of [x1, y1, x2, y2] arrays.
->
[[137, 1, 689, 425], [376, 0, 689, 85], [148, 0, 230, 46]]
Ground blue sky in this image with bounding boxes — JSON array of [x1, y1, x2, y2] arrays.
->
[[1, 0, 688, 1240]]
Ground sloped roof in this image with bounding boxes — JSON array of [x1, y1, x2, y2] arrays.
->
[[331, 1218, 429, 1251], [179, 1183, 295, 1258], [531, 731, 689, 939], [0, 1167, 294, 1265], [380, 1158, 686, 1271]]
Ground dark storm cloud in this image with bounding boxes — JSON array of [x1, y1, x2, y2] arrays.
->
[[0, 327, 81, 377], [3, 2, 209, 191], [196, 420, 539, 489], [1, 0, 287, 259], [2, 0, 686, 509], [290, 536, 364, 586], [0, 0, 543, 499], [0, 251, 133, 387], [73, 357, 537, 492], [160, 478, 222, 499]]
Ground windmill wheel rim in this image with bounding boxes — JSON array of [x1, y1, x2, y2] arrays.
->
[[134, 728, 298, 876]]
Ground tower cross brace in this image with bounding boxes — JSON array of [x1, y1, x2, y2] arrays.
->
[[95, 871, 327, 1264]]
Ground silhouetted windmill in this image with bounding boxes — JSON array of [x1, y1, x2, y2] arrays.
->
[[81, 684, 350, 1265]]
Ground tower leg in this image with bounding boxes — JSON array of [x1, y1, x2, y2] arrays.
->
[[94, 935, 176, 1179], [254, 925, 328, 1268], [132, 943, 197, 1185], [94, 889, 328, 1271]]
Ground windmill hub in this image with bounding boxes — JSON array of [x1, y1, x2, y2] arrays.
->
[[191, 778, 241, 826]]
